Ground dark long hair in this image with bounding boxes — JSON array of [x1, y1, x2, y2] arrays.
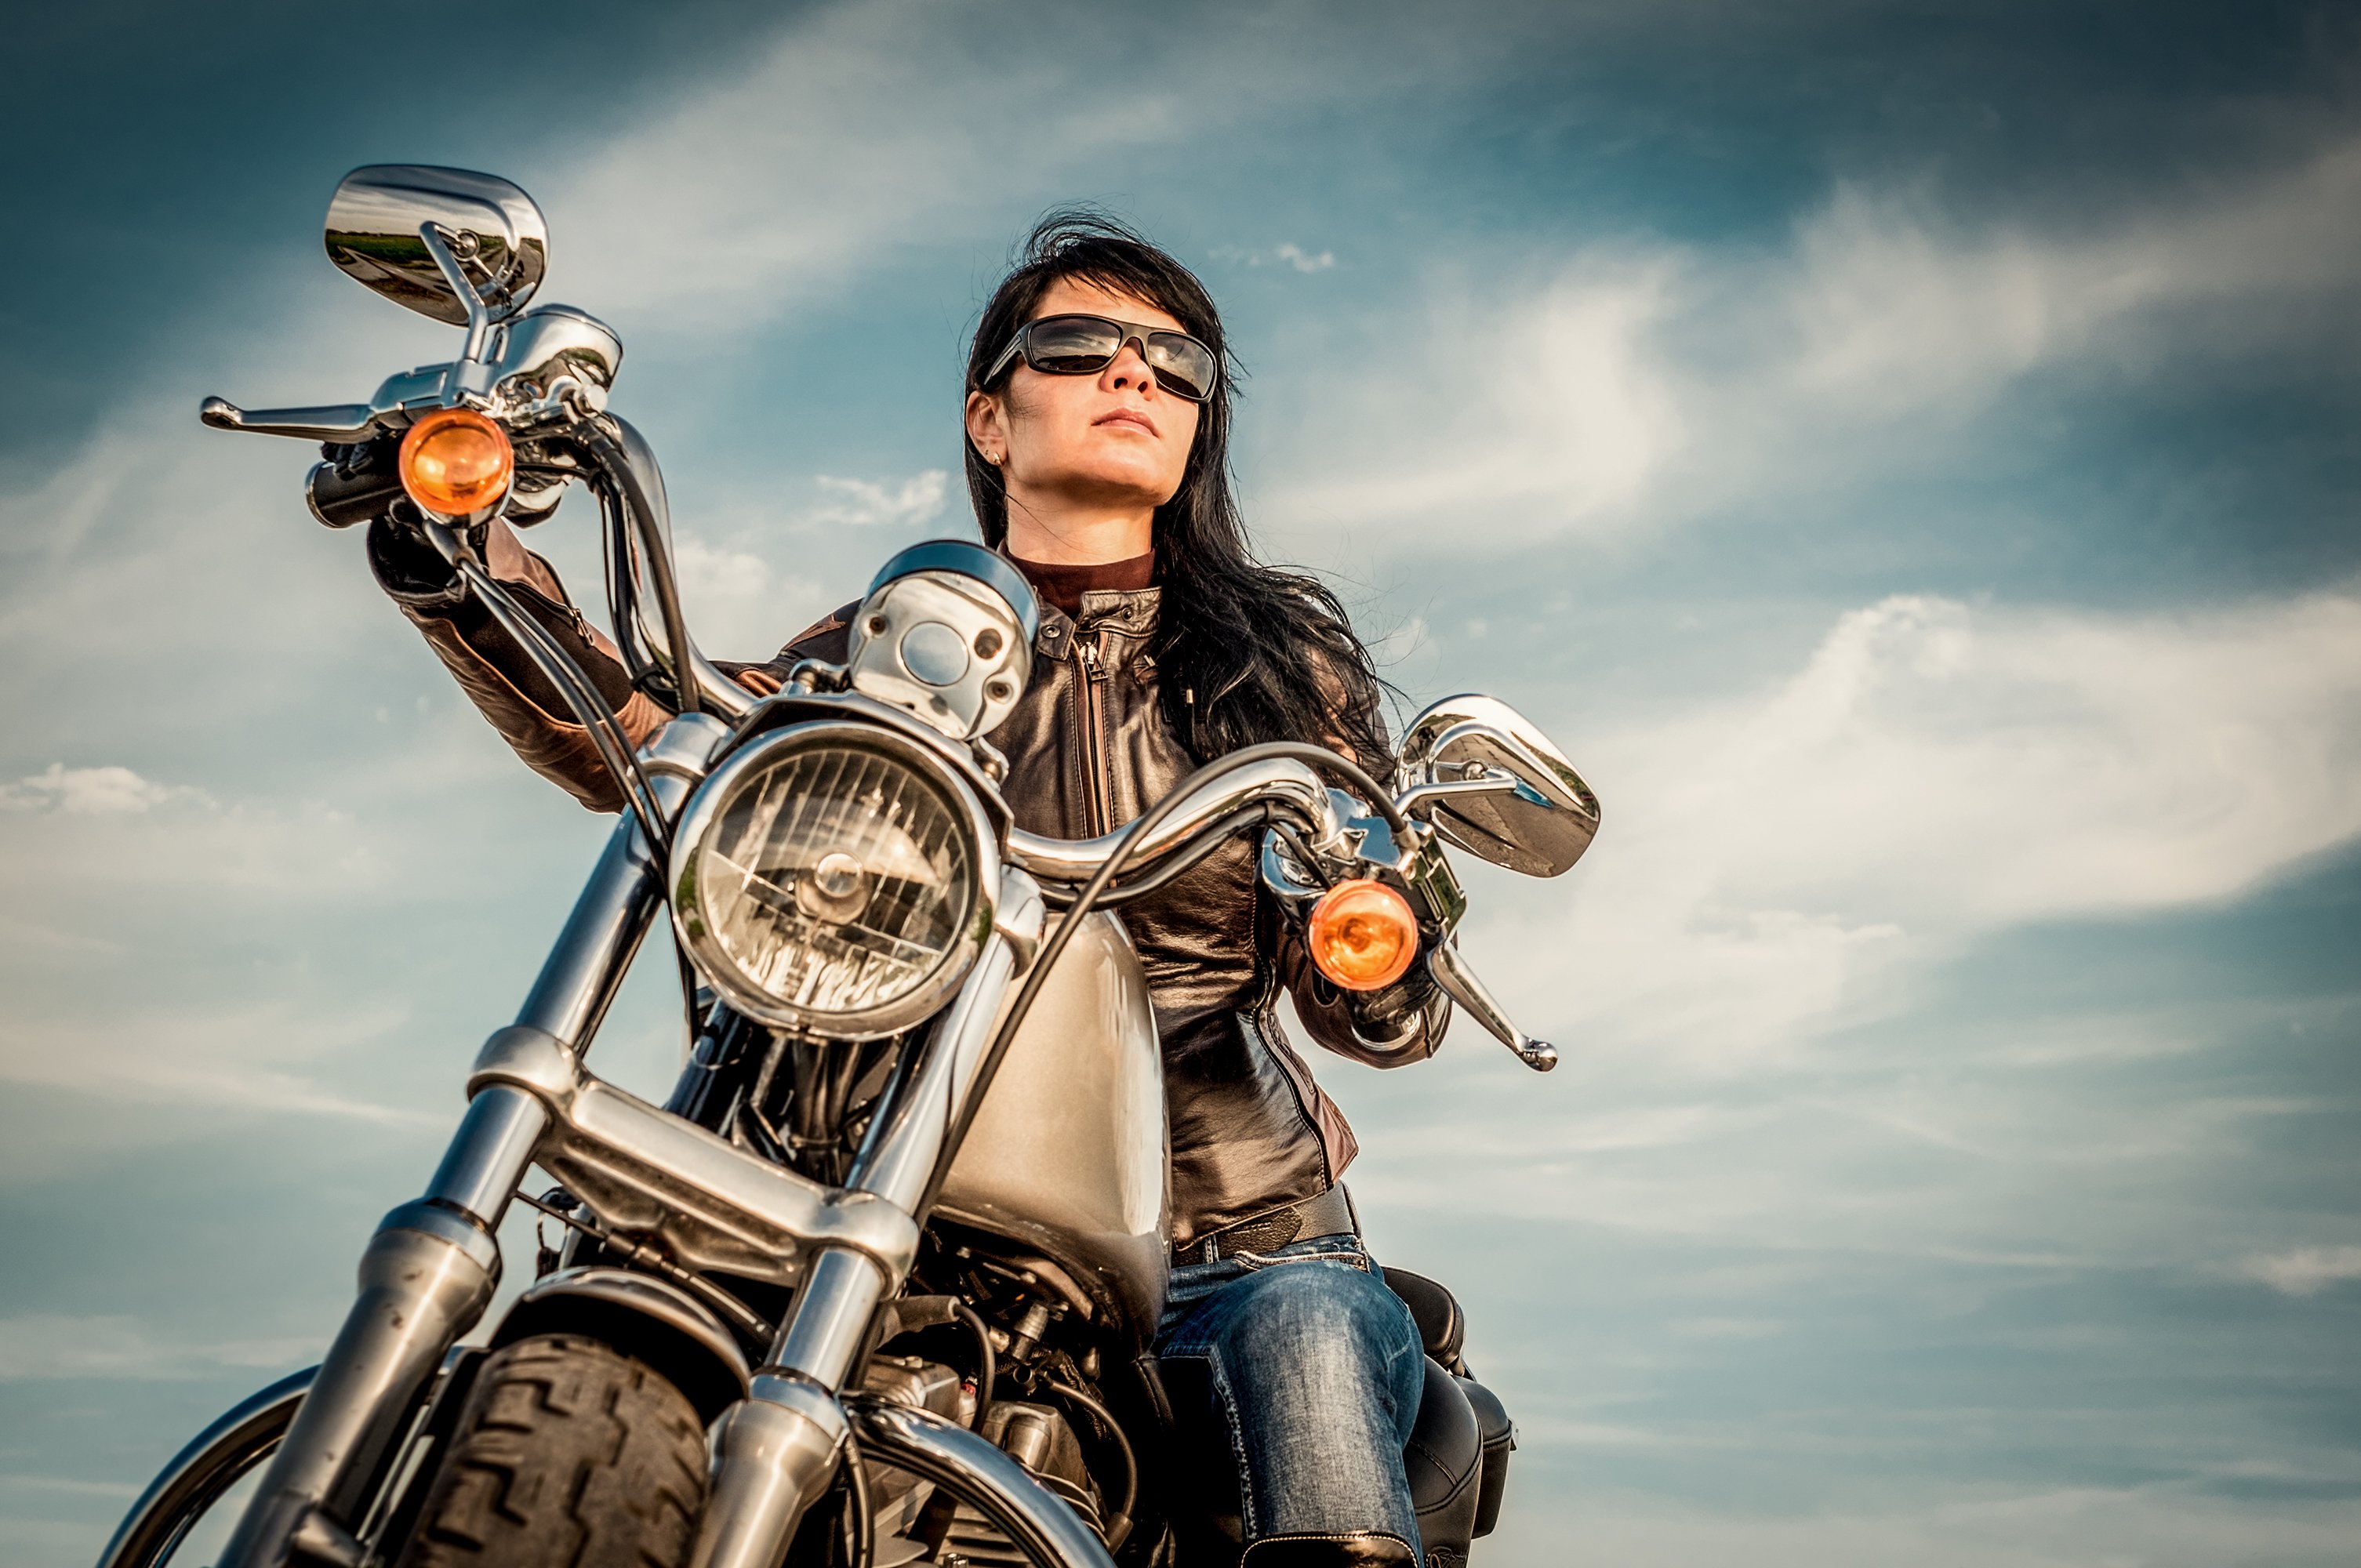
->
[[964, 212, 1392, 771]]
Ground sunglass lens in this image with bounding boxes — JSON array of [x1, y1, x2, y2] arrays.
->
[[1024, 315, 1124, 374], [1146, 334, 1217, 401]]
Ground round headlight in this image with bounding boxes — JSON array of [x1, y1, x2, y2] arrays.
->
[[670, 724, 993, 1038]]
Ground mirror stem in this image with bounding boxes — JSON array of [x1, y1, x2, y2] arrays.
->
[[418, 223, 499, 378], [1393, 772, 1525, 821]]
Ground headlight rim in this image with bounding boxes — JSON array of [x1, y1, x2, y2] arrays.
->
[[669, 719, 1001, 1040]]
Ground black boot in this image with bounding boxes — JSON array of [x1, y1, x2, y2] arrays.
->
[[1237, 1532, 1419, 1567]]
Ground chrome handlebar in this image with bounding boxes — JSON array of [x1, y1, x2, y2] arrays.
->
[[1004, 757, 1560, 1073], [1001, 757, 1342, 883]]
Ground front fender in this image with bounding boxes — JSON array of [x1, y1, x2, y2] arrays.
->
[[494, 1267, 751, 1423], [98, 1367, 317, 1568]]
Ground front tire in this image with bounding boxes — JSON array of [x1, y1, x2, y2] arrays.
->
[[394, 1334, 706, 1568]]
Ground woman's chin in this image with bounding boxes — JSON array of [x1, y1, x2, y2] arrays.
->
[[1021, 466, 1179, 516]]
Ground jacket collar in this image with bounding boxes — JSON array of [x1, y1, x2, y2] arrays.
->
[[1033, 586, 1161, 662]]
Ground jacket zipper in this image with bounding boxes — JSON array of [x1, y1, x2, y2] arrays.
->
[[1075, 626, 1115, 837]]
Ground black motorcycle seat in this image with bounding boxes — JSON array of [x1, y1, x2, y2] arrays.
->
[[1381, 1267, 1466, 1375], [1405, 1356, 1483, 1551], [1178, 1269, 1513, 1564]]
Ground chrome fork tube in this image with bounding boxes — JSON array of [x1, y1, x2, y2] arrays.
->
[[216, 1204, 499, 1568], [419, 791, 676, 1229], [689, 869, 1041, 1568], [221, 717, 723, 1568]]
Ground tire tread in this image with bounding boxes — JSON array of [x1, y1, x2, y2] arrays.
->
[[394, 1334, 705, 1568]]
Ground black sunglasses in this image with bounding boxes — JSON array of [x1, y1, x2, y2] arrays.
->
[[981, 313, 1220, 403]]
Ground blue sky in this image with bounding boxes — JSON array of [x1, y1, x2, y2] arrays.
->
[[4, 2, 2359, 1563]]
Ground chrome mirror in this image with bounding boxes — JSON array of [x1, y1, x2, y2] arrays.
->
[[324, 165, 548, 328], [1393, 695, 1600, 877]]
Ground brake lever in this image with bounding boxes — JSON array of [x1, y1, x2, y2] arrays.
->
[[200, 396, 380, 441], [1427, 939, 1557, 1072]]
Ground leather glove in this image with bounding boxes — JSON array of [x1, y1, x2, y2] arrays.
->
[[304, 434, 466, 611], [365, 508, 467, 609], [1346, 960, 1449, 1048], [307, 436, 404, 529]]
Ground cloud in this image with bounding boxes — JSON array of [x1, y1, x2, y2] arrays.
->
[[544, 0, 1486, 336], [806, 470, 950, 531], [1325, 584, 2361, 1274], [1501, 586, 2361, 1062], [1268, 132, 2361, 546], [0, 763, 194, 814], [1785, 140, 2361, 413], [671, 532, 791, 658], [2243, 1245, 2361, 1297], [1270, 251, 1687, 539], [0, 1315, 316, 1381], [0, 995, 438, 1129], [1215, 242, 1339, 273], [0, 776, 391, 896]]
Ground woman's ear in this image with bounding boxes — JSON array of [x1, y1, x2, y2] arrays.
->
[[964, 389, 1007, 468]]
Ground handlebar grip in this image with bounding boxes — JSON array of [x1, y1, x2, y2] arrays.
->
[[305, 449, 405, 531]]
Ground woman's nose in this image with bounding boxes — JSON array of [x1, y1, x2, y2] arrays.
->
[[1101, 336, 1158, 396]]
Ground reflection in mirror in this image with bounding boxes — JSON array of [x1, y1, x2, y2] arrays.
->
[[1394, 694, 1600, 877], [323, 165, 548, 327]]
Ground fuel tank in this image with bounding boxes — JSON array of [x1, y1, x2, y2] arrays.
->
[[938, 909, 1169, 1343]]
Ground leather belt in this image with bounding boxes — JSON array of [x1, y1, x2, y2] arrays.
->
[[1177, 1183, 1358, 1265]]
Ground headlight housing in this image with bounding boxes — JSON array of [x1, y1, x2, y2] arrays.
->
[[670, 722, 996, 1039]]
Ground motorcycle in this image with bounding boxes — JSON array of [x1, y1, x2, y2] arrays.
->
[[99, 165, 1600, 1568]]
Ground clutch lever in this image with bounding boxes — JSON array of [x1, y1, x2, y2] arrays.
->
[[1427, 939, 1557, 1072], [200, 396, 380, 442]]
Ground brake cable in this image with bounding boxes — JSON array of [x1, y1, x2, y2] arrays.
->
[[428, 528, 673, 855]]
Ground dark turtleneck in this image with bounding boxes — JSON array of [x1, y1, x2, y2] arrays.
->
[[1006, 550, 1157, 617]]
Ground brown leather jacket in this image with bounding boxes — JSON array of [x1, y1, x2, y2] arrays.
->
[[393, 523, 1444, 1249]]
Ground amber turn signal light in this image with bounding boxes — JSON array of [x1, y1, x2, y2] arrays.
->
[[1305, 878, 1419, 992], [398, 407, 514, 518]]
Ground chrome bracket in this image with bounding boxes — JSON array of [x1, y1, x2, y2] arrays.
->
[[469, 1027, 922, 1285]]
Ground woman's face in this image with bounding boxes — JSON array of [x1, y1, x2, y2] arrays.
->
[[965, 277, 1204, 528]]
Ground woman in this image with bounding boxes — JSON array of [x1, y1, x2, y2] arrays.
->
[[367, 214, 1449, 1568]]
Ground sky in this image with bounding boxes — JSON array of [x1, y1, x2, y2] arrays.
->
[[3, 2, 2359, 1563]]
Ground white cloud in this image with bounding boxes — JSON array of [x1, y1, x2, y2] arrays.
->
[[1268, 133, 2361, 546], [1502, 586, 2361, 1063], [544, 1, 1481, 336], [0, 995, 437, 1129], [0, 763, 192, 814], [2243, 1245, 2361, 1296], [1324, 584, 2361, 1274], [807, 470, 950, 531], [0, 1315, 316, 1381], [670, 532, 790, 658], [1785, 140, 2361, 414], [1271, 252, 1687, 539], [1215, 242, 1339, 273]]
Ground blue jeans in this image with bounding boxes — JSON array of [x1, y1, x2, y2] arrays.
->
[[1156, 1234, 1426, 1553]]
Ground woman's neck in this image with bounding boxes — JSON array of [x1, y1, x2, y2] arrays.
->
[[1000, 491, 1153, 565]]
